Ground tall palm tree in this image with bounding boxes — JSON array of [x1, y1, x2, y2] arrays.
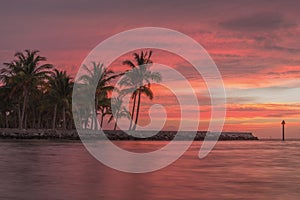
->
[[72, 83, 92, 129], [0, 50, 53, 129], [26, 86, 44, 129], [97, 97, 112, 128], [78, 62, 119, 129], [108, 97, 130, 131], [48, 69, 73, 129], [120, 50, 161, 130], [0, 86, 15, 128]]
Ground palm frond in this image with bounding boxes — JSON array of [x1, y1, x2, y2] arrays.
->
[[122, 60, 136, 68]]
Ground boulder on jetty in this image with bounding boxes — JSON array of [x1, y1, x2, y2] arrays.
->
[[0, 129, 258, 140]]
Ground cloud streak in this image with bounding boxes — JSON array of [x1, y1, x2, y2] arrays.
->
[[1, 0, 300, 137]]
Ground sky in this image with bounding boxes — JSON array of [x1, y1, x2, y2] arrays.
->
[[1, 0, 300, 138]]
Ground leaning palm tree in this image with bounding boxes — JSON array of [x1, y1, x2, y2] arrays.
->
[[108, 97, 130, 130], [48, 69, 73, 129], [120, 50, 161, 130], [78, 62, 119, 129], [0, 50, 53, 129]]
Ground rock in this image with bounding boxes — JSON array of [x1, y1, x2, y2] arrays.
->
[[0, 129, 259, 141]]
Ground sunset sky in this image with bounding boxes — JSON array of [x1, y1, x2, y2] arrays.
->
[[1, 0, 300, 138]]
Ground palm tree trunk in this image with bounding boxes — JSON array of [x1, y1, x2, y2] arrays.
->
[[24, 113, 27, 129], [37, 112, 41, 129], [100, 113, 104, 128], [18, 103, 22, 129], [5, 113, 8, 128], [95, 97, 98, 130], [114, 114, 119, 131], [0, 113, 3, 128], [32, 110, 36, 128], [133, 91, 141, 131], [93, 114, 98, 130], [62, 105, 66, 130], [84, 118, 88, 129], [91, 113, 94, 130], [14, 112, 17, 128], [129, 93, 137, 130], [20, 90, 28, 129], [52, 104, 57, 129]]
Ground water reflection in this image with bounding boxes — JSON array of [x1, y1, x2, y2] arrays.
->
[[0, 141, 300, 199]]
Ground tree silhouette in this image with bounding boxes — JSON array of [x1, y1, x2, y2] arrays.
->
[[120, 50, 161, 130], [0, 50, 53, 129], [109, 96, 130, 130], [48, 69, 73, 129], [78, 62, 119, 129]]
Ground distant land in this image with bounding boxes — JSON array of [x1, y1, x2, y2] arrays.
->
[[0, 129, 258, 140]]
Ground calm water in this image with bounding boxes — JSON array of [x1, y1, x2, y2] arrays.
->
[[0, 140, 300, 200]]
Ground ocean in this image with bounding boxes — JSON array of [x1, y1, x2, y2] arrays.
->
[[0, 140, 299, 199]]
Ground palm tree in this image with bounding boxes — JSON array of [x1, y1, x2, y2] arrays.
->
[[0, 86, 15, 128], [0, 50, 53, 129], [48, 69, 73, 129], [109, 97, 130, 130], [72, 83, 92, 129], [120, 50, 161, 130], [78, 62, 119, 129], [97, 97, 112, 128], [26, 86, 45, 128]]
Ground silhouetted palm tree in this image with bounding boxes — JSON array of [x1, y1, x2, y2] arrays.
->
[[0, 86, 16, 128], [1, 50, 137, 130], [109, 97, 130, 130], [120, 50, 161, 130], [26, 86, 45, 129], [79, 62, 119, 129], [0, 50, 53, 129], [48, 69, 73, 129]]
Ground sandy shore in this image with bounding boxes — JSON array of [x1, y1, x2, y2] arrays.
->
[[0, 129, 258, 140]]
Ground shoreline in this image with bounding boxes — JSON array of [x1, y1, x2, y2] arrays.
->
[[0, 129, 258, 141]]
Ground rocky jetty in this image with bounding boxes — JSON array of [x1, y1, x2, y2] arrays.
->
[[0, 129, 258, 140]]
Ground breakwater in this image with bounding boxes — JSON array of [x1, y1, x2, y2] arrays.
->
[[0, 129, 258, 140]]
